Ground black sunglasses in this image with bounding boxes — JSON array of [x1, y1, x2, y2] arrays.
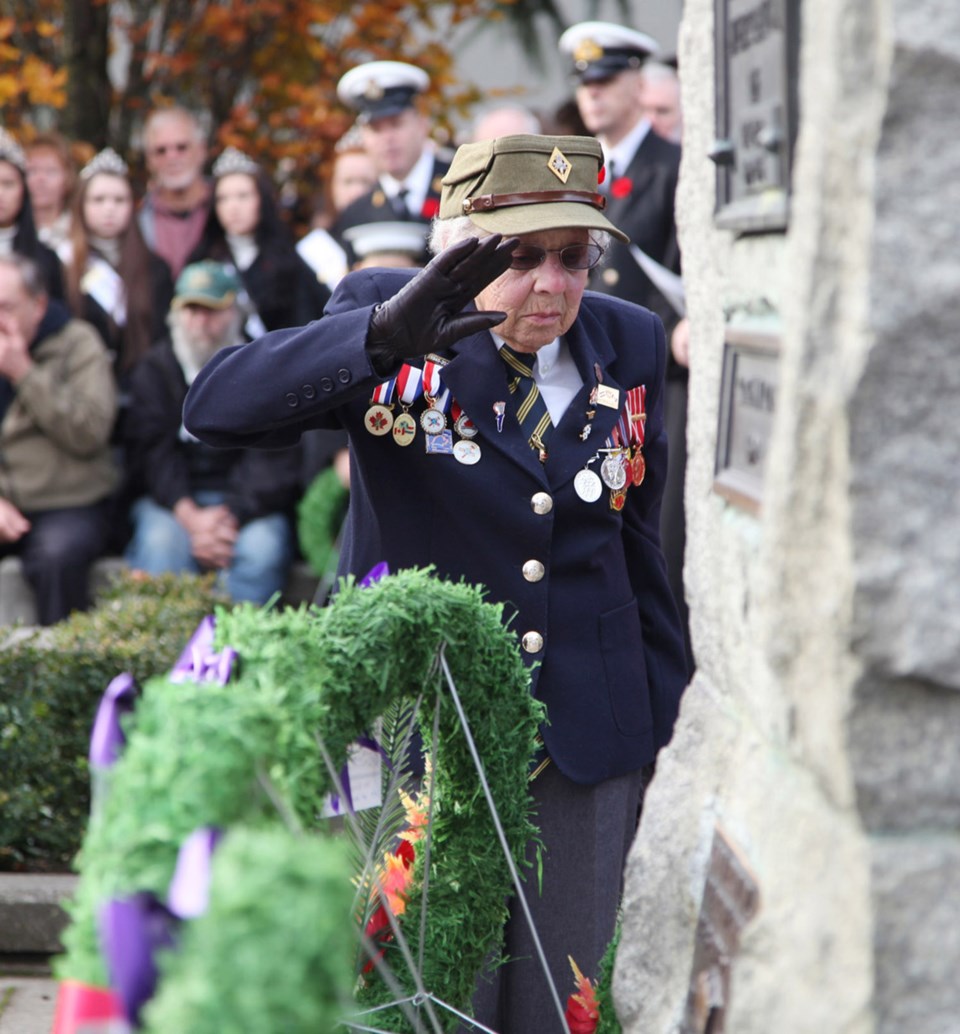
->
[[509, 242, 605, 272]]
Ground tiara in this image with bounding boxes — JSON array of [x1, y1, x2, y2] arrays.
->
[[80, 147, 129, 181], [212, 146, 260, 178], [0, 128, 26, 173]]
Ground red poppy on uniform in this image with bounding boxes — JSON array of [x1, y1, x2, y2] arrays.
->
[[421, 198, 440, 218], [611, 177, 633, 199]]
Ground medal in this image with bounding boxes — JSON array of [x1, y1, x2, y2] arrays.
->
[[600, 450, 627, 490], [364, 403, 394, 436], [364, 376, 397, 436], [392, 411, 417, 446], [631, 449, 645, 485], [454, 412, 478, 439], [574, 467, 603, 503], [420, 407, 447, 435], [609, 487, 627, 511], [425, 429, 454, 454], [453, 439, 481, 465]]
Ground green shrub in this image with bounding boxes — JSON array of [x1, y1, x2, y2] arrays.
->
[[0, 571, 225, 872]]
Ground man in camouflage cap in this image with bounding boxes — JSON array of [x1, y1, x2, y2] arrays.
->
[[184, 133, 690, 1031]]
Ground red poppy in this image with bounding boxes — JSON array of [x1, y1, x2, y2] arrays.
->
[[611, 177, 633, 199], [598, 165, 606, 185], [421, 198, 440, 218]]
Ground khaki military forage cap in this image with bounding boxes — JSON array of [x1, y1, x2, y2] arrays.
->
[[439, 134, 629, 243]]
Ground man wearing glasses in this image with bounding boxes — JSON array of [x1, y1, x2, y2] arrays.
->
[[137, 106, 211, 279], [184, 133, 689, 1032]]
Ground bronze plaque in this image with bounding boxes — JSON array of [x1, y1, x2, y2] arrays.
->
[[682, 825, 760, 1034], [714, 325, 780, 513], [711, 0, 800, 232]]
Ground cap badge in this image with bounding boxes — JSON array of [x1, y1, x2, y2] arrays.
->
[[363, 80, 384, 100], [573, 38, 604, 65], [194, 270, 213, 289], [547, 147, 572, 184]]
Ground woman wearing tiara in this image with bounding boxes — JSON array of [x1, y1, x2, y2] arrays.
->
[[62, 147, 173, 384], [0, 127, 65, 299], [188, 146, 329, 337]]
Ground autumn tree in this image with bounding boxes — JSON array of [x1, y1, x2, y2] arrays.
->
[[0, 0, 522, 218]]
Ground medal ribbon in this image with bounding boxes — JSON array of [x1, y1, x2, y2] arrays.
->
[[370, 377, 396, 405], [422, 357, 444, 400], [396, 364, 424, 405], [627, 385, 647, 447]]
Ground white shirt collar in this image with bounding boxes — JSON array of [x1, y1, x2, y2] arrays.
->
[[491, 332, 560, 371], [381, 148, 435, 214], [602, 117, 652, 179]]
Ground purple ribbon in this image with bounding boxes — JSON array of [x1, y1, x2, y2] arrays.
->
[[166, 826, 222, 920], [98, 893, 177, 1027], [89, 673, 139, 769], [170, 614, 237, 685], [359, 561, 390, 587]]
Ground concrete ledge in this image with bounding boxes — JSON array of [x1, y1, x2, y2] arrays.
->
[[0, 875, 76, 955], [0, 556, 321, 626]]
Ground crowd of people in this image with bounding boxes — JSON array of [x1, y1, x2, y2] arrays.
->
[[0, 19, 686, 636]]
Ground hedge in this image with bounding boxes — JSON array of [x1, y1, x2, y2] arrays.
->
[[0, 571, 225, 872]]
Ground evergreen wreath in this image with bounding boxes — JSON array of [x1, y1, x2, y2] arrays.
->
[[58, 568, 545, 1032], [297, 464, 349, 578]]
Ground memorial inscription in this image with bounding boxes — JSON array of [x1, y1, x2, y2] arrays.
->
[[714, 325, 780, 513], [711, 0, 800, 232]]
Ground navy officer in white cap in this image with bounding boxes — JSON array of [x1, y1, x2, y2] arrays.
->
[[559, 20, 681, 335], [184, 132, 689, 1032], [332, 60, 450, 264]]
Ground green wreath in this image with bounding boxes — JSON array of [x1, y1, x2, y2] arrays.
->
[[59, 568, 544, 1032], [297, 464, 349, 578]]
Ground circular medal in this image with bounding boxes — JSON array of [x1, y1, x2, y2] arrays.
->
[[453, 439, 481, 465], [631, 450, 646, 486], [420, 408, 447, 435], [574, 468, 603, 503], [392, 411, 417, 446], [454, 413, 478, 439], [364, 403, 394, 436], [600, 452, 627, 490]]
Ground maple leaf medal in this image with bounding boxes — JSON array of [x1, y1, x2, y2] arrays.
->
[[364, 376, 396, 436], [574, 467, 603, 503]]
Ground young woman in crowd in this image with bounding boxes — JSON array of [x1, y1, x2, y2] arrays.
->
[[25, 131, 77, 255], [0, 128, 64, 298], [189, 147, 329, 335], [62, 147, 173, 386]]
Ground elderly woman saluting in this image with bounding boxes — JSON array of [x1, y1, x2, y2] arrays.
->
[[184, 133, 690, 1032]]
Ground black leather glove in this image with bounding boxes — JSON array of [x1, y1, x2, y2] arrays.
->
[[366, 234, 518, 373]]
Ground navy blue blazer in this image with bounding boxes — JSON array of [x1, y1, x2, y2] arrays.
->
[[184, 269, 690, 784]]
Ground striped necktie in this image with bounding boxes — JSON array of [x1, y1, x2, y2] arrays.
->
[[499, 344, 552, 461]]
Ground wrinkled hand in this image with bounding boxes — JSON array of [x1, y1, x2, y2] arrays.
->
[[367, 234, 519, 371]]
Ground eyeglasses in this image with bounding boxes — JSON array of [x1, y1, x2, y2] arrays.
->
[[148, 142, 192, 158], [509, 242, 605, 272]]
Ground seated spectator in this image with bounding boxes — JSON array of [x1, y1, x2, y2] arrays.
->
[[124, 261, 301, 605], [0, 128, 65, 299], [25, 131, 77, 255], [63, 148, 173, 399], [0, 253, 117, 625], [137, 106, 212, 280], [189, 147, 329, 337]]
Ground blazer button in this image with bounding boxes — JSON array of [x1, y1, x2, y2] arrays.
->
[[522, 560, 545, 582], [521, 631, 544, 653], [302, 383, 316, 399], [320, 377, 334, 392], [530, 492, 553, 515], [337, 368, 352, 384], [285, 392, 299, 408]]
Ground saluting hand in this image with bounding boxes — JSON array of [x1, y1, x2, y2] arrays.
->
[[367, 234, 518, 372]]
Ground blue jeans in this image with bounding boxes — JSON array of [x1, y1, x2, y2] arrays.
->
[[126, 493, 293, 605]]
